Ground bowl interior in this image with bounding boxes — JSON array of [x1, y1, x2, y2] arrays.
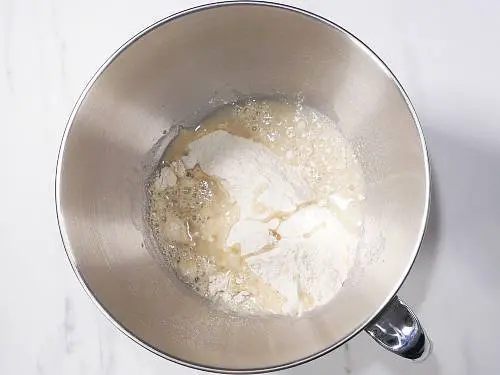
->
[[56, 3, 428, 372]]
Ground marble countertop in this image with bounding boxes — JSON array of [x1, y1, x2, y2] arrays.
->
[[2, 0, 500, 374]]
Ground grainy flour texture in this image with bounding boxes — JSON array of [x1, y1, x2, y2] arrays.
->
[[148, 99, 366, 316]]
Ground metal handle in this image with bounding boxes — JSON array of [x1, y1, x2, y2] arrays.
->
[[365, 295, 432, 361]]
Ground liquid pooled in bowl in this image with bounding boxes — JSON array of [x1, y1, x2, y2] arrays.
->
[[147, 98, 366, 316]]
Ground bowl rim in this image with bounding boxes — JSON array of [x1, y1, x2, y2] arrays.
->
[[55, 1, 431, 373]]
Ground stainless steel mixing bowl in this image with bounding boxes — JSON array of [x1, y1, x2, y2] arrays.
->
[[56, 1, 431, 373]]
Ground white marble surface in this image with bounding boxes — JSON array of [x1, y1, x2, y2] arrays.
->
[[2, 0, 500, 374]]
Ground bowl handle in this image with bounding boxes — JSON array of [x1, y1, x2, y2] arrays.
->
[[365, 295, 432, 361]]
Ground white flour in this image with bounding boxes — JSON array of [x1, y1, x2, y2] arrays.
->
[[180, 130, 358, 315], [246, 205, 357, 315], [182, 130, 313, 220], [148, 99, 365, 316]]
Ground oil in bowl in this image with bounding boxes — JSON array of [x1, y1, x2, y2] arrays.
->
[[147, 98, 366, 316]]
